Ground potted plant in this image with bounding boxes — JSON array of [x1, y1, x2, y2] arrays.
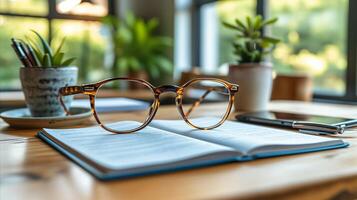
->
[[223, 15, 280, 111], [17, 31, 77, 117], [103, 13, 173, 86]]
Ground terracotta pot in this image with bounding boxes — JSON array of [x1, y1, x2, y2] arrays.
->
[[228, 63, 273, 111], [20, 66, 78, 117]]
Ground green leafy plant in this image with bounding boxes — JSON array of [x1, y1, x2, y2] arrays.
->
[[223, 15, 280, 64], [103, 13, 173, 80], [26, 30, 76, 67]]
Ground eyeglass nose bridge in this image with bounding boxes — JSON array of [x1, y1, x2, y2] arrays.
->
[[155, 85, 182, 96]]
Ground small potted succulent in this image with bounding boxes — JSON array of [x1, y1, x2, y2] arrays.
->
[[223, 15, 280, 111], [14, 31, 77, 117]]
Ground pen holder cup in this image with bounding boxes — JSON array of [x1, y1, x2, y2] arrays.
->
[[20, 66, 78, 117]]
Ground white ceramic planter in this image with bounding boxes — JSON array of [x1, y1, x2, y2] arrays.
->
[[20, 66, 78, 117], [228, 63, 273, 111]]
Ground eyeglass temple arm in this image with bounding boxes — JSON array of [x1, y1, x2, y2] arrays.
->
[[59, 86, 84, 96], [58, 85, 93, 115], [185, 86, 235, 117], [184, 88, 214, 117]]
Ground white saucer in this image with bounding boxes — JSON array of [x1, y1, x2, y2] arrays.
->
[[0, 107, 92, 128]]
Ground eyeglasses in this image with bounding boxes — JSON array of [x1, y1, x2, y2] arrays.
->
[[59, 78, 239, 134]]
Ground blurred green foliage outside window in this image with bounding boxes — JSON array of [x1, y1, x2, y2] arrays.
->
[[211, 0, 347, 95], [0, 0, 107, 90], [269, 0, 347, 95]]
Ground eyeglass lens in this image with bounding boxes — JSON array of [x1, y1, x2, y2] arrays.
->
[[180, 80, 231, 128], [95, 79, 156, 132]]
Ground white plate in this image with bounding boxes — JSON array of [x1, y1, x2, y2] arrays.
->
[[0, 107, 92, 128]]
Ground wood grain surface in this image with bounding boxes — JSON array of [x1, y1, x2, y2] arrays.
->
[[0, 100, 357, 200]]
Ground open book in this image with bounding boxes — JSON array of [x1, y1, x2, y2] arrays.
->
[[38, 118, 348, 180]]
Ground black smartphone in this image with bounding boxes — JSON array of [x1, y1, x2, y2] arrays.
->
[[236, 111, 357, 128]]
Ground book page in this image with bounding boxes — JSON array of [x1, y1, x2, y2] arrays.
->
[[42, 121, 238, 171], [150, 117, 344, 155]]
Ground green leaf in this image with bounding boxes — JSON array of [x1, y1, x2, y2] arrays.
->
[[235, 34, 244, 39], [26, 36, 43, 65], [147, 18, 159, 33], [32, 48, 43, 66], [125, 12, 136, 26], [31, 30, 53, 57], [253, 15, 263, 30], [108, 12, 174, 81], [127, 57, 141, 72], [221, 14, 280, 63], [61, 57, 76, 66], [222, 22, 240, 31], [246, 16, 252, 30], [53, 37, 66, 58], [117, 58, 129, 73], [43, 53, 51, 67], [262, 36, 280, 44], [135, 20, 147, 44], [147, 61, 160, 79], [251, 31, 261, 38], [153, 56, 172, 73], [53, 52, 64, 66], [261, 17, 278, 26], [235, 19, 246, 30]]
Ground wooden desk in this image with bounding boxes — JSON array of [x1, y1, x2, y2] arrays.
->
[[1, 101, 357, 200]]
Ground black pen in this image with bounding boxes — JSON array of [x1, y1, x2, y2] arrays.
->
[[292, 121, 345, 135], [18, 41, 34, 67], [11, 39, 32, 67]]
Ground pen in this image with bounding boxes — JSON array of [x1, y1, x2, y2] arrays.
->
[[18, 41, 34, 67], [11, 39, 32, 68], [292, 121, 345, 134]]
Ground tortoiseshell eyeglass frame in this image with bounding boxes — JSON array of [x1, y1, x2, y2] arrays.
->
[[58, 77, 239, 134]]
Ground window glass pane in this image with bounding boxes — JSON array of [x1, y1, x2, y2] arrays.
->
[[56, 0, 108, 17], [174, 0, 191, 78], [0, 16, 48, 90], [200, 0, 256, 73], [52, 20, 107, 82], [269, 0, 348, 95], [0, 0, 48, 15]]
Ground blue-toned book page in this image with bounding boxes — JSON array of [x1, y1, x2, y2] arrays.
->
[[150, 118, 346, 156]]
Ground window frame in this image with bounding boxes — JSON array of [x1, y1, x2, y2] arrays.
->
[[192, 0, 357, 103], [0, 0, 117, 91], [0, 0, 116, 41]]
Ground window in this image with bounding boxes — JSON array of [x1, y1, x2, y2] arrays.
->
[[52, 20, 107, 81], [269, 0, 348, 95], [194, 0, 357, 102], [56, 0, 108, 16], [0, 16, 48, 89], [199, 0, 256, 73], [174, 0, 192, 79], [0, 0, 112, 90], [0, 0, 48, 15]]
